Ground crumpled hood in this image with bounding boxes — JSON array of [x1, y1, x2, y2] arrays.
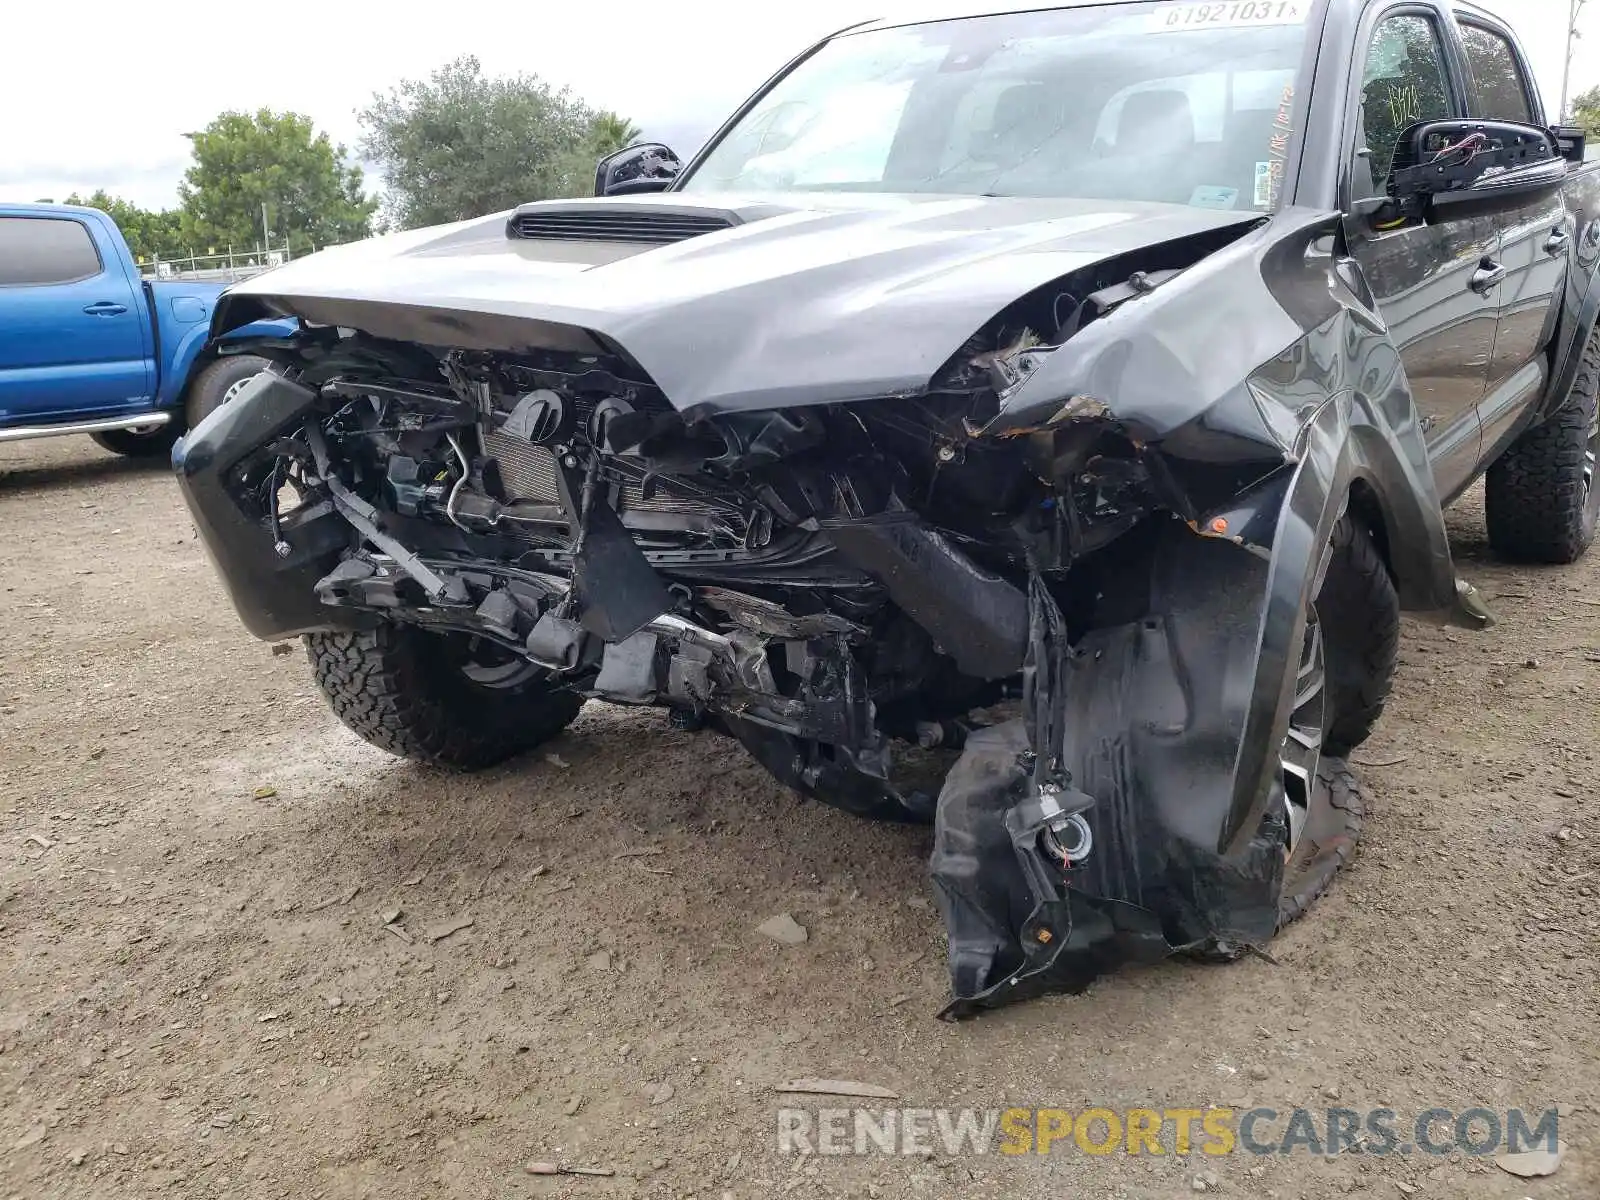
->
[[215, 192, 1263, 415]]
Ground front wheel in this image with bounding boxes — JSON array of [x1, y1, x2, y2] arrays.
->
[[305, 624, 584, 769], [186, 354, 271, 428], [1277, 518, 1393, 919], [88, 353, 270, 458]]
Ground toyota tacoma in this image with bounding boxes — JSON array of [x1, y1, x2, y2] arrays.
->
[[177, 0, 1600, 1015]]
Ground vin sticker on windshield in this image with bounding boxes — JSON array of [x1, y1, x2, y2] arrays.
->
[[1147, 1, 1309, 32], [1254, 162, 1274, 208]]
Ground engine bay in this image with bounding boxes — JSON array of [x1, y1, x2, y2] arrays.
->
[[210, 264, 1218, 826]]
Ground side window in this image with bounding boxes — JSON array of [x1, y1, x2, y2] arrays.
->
[[0, 217, 104, 287], [1459, 22, 1534, 124], [1355, 15, 1455, 198]]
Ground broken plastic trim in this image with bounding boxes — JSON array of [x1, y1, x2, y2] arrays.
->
[[930, 720, 1174, 1021]]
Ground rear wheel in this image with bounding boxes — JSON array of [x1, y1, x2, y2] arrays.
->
[[90, 423, 182, 458], [305, 624, 583, 769], [1485, 325, 1600, 564]]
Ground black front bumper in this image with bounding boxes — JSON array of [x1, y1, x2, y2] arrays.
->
[[173, 370, 365, 641]]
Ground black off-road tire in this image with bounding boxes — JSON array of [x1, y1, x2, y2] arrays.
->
[[1485, 327, 1600, 564], [1195, 519, 1388, 963], [1319, 517, 1401, 756], [186, 354, 271, 428], [305, 624, 583, 769], [1279, 521, 1390, 915], [1189, 760, 1365, 964]]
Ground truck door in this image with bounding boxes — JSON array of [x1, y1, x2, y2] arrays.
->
[[1342, 11, 1495, 502], [0, 213, 153, 426], [1457, 18, 1568, 461]]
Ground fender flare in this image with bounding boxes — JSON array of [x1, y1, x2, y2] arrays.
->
[[169, 319, 298, 416], [1541, 253, 1600, 421], [1204, 380, 1457, 853]]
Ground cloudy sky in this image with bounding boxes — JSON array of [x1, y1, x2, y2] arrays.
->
[[1, 0, 1590, 210]]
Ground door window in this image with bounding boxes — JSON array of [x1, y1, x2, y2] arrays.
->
[[1354, 14, 1455, 198], [0, 217, 103, 286], [1458, 22, 1534, 123]]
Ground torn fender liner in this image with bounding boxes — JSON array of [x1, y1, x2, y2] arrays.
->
[[931, 531, 1288, 1019], [930, 709, 1287, 1018], [930, 720, 1172, 1019]]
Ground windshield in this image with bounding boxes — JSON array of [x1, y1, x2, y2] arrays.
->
[[681, 1, 1312, 212]]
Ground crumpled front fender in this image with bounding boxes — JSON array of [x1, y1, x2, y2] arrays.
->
[[933, 326, 1471, 1016]]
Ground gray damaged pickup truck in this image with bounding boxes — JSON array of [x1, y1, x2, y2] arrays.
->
[[179, 0, 1600, 1016]]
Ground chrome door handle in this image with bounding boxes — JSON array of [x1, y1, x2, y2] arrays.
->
[[1545, 229, 1572, 256], [82, 301, 128, 316], [1470, 260, 1507, 295]]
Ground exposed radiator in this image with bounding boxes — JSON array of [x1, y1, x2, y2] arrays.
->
[[483, 429, 562, 506]]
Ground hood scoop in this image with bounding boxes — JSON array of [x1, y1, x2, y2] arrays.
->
[[507, 202, 741, 246]]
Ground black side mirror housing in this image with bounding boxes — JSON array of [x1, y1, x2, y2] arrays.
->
[[1387, 119, 1566, 219], [595, 143, 682, 197], [1553, 124, 1588, 164]]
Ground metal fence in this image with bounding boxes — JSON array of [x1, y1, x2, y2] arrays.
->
[[136, 246, 310, 283]]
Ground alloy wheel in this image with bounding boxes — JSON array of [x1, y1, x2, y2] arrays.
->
[[1279, 609, 1326, 859], [221, 374, 259, 408], [1584, 401, 1600, 532]]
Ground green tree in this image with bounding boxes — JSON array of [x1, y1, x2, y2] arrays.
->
[[63, 189, 184, 262], [1572, 85, 1600, 142], [590, 111, 642, 157], [359, 56, 638, 229], [178, 109, 376, 256]]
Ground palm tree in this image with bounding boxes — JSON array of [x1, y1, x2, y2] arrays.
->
[[590, 111, 643, 156]]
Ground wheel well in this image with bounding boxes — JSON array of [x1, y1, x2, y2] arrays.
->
[[1345, 479, 1396, 587], [176, 349, 221, 427], [1541, 301, 1600, 420]]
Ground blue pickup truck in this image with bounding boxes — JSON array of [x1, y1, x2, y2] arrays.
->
[[0, 202, 291, 456]]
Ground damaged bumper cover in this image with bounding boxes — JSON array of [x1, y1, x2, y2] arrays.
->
[[177, 370, 1302, 1017]]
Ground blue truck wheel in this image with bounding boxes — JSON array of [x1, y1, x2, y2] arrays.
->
[[186, 354, 270, 428], [89, 422, 184, 458]]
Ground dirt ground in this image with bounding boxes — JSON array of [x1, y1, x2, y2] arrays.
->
[[0, 436, 1595, 1200]]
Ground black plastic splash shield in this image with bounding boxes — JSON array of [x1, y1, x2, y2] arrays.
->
[[929, 720, 1173, 1020], [930, 530, 1290, 1018]]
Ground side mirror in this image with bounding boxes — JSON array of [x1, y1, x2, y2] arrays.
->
[[1388, 119, 1566, 218], [1553, 124, 1588, 164], [594, 143, 681, 197]]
